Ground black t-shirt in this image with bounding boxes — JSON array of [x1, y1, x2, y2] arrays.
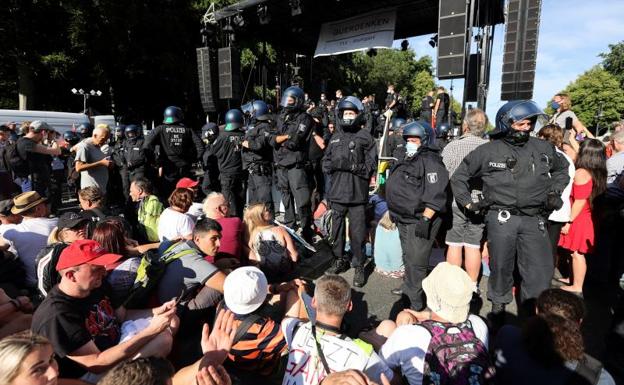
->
[[17, 137, 50, 175], [308, 123, 325, 162], [422, 96, 434, 112], [385, 92, 398, 110], [436, 92, 450, 115], [31, 285, 121, 378]]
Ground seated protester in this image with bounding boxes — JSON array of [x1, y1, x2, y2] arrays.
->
[[176, 177, 204, 221], [203, 192, 244, 262], [0, 288, 33, 339], [158, 188, 195, 242], [380, 262, 493, 385], [373, 212, 404, 279], [0, 199, 21, 257], [0, 192, 57, 290], [98, 357, 174, 385], [35, 211, 89, 297], [219, 267, 300, 378], [78, 186, 133, 239], [31, 240, 178, 383], [281, 274, 395, 385], [244, 203, 298, 282], [156, 217, 227, 312], [493, 288, 615, 385], [129, 177, 164, 243]]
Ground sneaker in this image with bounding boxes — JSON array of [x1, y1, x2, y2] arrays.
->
[[326, 258, 350, 275], [353, 266, 366, 288]]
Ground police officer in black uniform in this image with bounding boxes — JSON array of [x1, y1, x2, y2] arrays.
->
[[435, 121, 451, 151], [386, 121, 449, 310], [118, 124, 147, 199], [143, 106, 204, 199], [385, 117, 407, 161], [242, 100, 275, 214], [200, 122, 220, 196], [451, 100, 570, 316], [271, 86, 314, 241], [323, 96, 377, 287], [209, 109, 246, 218]]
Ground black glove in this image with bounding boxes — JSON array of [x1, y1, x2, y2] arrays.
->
[[465, 198, 491, 213], [332, 157, 351, 172], [413, 217, 431, 239], [545, 191, 564, 211]]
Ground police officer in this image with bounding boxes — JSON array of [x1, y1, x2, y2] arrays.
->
[[63, 131, 81, 196], [386, 121, 449, 310], [118, 124, 147, 199], [143, 106, 204, 199], [76, 123, 93, 140], [209, 109, 246, 218], [242, 100, 274, 213], [200, 122, 220, 196], [450, 100, 570, 316], [385, 117, 406, 160], [271, 86, 315, 241], [436, 121, 451, 150], [323, 96, 377, 287]]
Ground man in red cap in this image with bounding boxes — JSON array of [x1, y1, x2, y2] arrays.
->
[[31, 240, 178, 382]]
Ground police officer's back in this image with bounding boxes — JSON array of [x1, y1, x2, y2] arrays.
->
[[243, 101, 275, 211]]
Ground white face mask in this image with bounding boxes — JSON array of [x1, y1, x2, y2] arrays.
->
[[405, 142, 419, 156]]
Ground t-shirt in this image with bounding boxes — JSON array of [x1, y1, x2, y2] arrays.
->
[[17, 137, 50, 176], [281, 319, 394, 385], [157, 208, 195, 241], [3, 217, 58, 286], [435, 93, 450, 116], [156, 240, 219, 304], [75, 140, 109, 190], [380, 315, 488, 385], [373, 226, 403, 274], [606, 151, 624, 184], [137, 195, 164, 242], [215, 217, 243, 260], [31, 285, 121, 379], [549, 149, 575, 223]]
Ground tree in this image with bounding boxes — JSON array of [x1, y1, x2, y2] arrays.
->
[[563, 66, 624, 128], [600, 41, 624, 90], [410, 70, 434, 113]]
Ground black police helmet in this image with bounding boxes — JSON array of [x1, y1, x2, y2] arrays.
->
[[436, 122, 451, 138], [337, 96, 366, 130], [76, 123, 93, 138], [63, 131, 80, 146], [202, 122, 218, 143], [163, 106, 184, 124], [390, 118, 407, 132], [251, 100, 269, 120], [493, 100, 548, 137], [224, 109, 244, 132], [125, 124, 140, 138], [402, 120, 435, 146], [280, 86, 305, 111]]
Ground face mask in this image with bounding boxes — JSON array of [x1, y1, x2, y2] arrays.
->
[[405, 142, 419, 156], [506, 130, 530, 145], [551, 101, 560, 110]]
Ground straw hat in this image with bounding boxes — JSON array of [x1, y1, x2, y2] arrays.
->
[[11, 191, 47, 215], [422, 262, 474, 323]]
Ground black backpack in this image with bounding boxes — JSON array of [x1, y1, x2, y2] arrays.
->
[[35, 243, 68, 297], [3, 140, 30, 178]]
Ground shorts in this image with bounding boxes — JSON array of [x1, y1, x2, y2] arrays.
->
[[445, 204, 484, 248]]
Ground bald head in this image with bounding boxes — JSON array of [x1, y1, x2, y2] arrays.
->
[[92, 124, 110, 146], [202, 192, 229, 219]]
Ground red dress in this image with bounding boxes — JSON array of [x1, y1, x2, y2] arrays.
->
[[558, 180, 594, 254]]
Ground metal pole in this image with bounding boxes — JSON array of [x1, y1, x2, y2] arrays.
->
[[461, 0, 476, 116]]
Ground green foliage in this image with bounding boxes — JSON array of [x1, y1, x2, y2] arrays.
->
[[564, 66, 624, 127], [600, 41, 624, 89], [410, 70, 435, 112]]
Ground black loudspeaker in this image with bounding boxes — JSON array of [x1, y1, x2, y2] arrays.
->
[[465, 53, 481, 102], [218, 47, 241, 100], [500, 0, 541, 100], [437, 0, 469, 79], [196, 48, 217, 113]]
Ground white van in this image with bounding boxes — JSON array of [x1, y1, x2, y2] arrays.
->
[[93, 115, 117, 128], [0, 109, 90, 134]]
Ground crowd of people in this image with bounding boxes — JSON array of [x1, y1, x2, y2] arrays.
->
[[0, 84, 622, 385]]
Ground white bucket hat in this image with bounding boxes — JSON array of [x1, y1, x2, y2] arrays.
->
[[422, 262, 473, 323], [223, 266, 268, 315]]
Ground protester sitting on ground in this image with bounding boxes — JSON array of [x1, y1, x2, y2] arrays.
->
[[98, 357, 175, 385], [31, 239, 179, 382], [0, 288, 33, 339], [493, 288, 615, 385], [203, 192, 244, 262], [373, 212, 404, 279], [379, 262, 493, 385], [78, 186, 133, 239], [176, 177, 204, 220], [0, 199, 21, 256], [129, 177, 164, 243], [0, 191, 58, 290], [281, 274, 395, 385], [244, 203, 298, 282], [35, 211, 89, 297], [158, 188, 195, 242]]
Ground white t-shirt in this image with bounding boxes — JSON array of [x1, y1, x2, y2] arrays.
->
[[380, 315, 489, 385], [549, 148, 575, 223], [186, 202, 204, 221], [0, 223, 19, 256], [281, 318, 394, 385], [2, 217, 58, 286], [157, 208, 195, 242]]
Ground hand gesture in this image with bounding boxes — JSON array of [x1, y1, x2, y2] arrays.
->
[[200, 309, 237, 365], [196, 365, 232, 385], [147, 303, 176, 334], [560, 223, 570, 235], [153, 299, 176, 316], [321, 370, 391, 385]]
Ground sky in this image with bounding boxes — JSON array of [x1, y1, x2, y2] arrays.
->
[[391, 0, 624, 121]]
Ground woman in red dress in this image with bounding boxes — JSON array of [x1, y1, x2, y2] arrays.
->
[[558, 139, 607, 295]]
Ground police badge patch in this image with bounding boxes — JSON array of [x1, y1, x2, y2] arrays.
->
[[426, 172, 438, 183], [298, 123, 307, 132]]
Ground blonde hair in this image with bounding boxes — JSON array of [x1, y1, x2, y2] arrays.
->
[[48, 226, 61, 244], [555, 92, 572, 111], [94, 123, 110, 135], [243, 203, 272, 246], [378, 211, 396, 231], [0, 331, 51, 385]]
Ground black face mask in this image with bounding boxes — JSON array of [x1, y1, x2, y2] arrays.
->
[[506, 130, 530, 145]]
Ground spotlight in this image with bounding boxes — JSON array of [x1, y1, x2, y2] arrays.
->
[[233, 13, 245, 27], [257, 4, 270, 24], [401, 39, 409, 51], [289, 0, 302, 16], [429, 34, 438, 48]]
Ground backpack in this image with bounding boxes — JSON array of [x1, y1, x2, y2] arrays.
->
[[421, 319, 496, 385], [313, 200, 334, 239], [3, 140, 30, 178], [0, 249, 27, 288], [123, 241, 196, 308], [35, 243, 69, 297]]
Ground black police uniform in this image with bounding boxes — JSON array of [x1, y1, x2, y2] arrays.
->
[[322, 126, 377, 270], [386, 146, 449, 310], [119, 136, 147, 198], [143, 123, 204, 198], [421, 95, 434, 123], [272, 110, 314, 241], [209, 130, 246, 218], [243, 120, 274, 213], [451, 136, 570, 306]]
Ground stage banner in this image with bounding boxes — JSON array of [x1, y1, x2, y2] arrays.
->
[[314, 9, 396, 57]]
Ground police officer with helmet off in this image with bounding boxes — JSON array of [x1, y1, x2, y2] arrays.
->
[[322, 96, 377, 287], [143, 106, 204, 198], [271, 86, 314, 242], [451, 100, 570, 317], [119, 124, 147, 199], [200, 122, 220, 196], [385, 120, 449, 310]]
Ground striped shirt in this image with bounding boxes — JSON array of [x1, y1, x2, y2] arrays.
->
[[441, 133, 489, 177]]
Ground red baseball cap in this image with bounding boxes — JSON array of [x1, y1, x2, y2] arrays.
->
[[56, 240, 123, 271], [176, 177, 199, 189]]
